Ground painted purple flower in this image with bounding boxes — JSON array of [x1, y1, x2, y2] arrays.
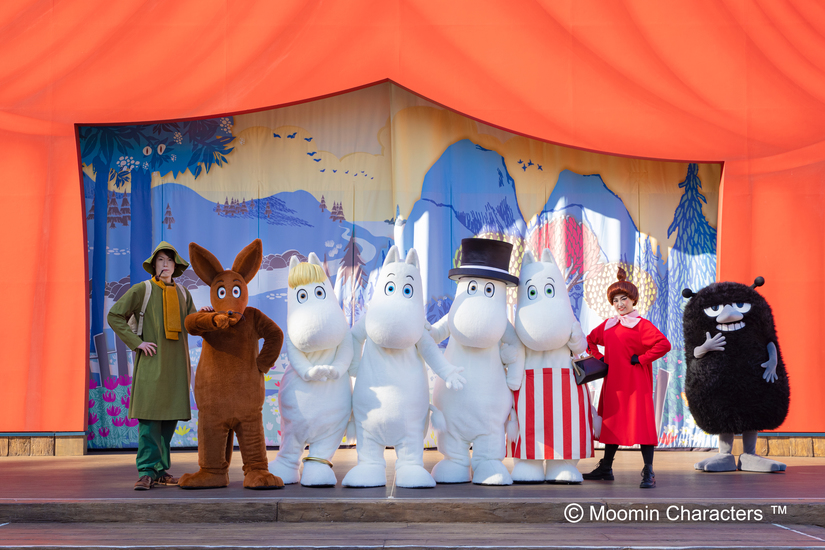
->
[[118, 374, 132, 387], [103, 376, 119, 390], [89, 378, 99, 390], [106, 405, 122, 417], [88, 399, 95, 409], [102, 391, 117, 403], [87, 432, 95, 441], [124, 418, 139, 427], [121, 395, 130, 408], [98, 427, 110, 437], [127, 387, 131, 396], [88, 412, 98, 425], [112, 417, 127, 427]]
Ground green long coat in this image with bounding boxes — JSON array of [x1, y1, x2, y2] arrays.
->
[[107, 281, 196, 421]]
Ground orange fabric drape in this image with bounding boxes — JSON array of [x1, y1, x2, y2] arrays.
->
[[1, 0, 824, 432]]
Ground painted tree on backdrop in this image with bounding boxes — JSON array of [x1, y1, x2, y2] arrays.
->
[[79, 118, 234, 347], [659, 163, 717, 447]]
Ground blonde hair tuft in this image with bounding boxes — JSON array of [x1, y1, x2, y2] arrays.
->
[[289, 262, 327, 288]]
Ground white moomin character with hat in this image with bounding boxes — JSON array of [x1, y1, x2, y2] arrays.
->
[[511, 249, 593, 484], [342, 245, 467, 488], [428, 238, 525, 485]]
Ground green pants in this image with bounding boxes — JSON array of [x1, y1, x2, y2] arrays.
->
[[136, 419, 178, 479]]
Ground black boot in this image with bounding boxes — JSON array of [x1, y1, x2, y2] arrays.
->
[[582, 459, 614, 481], [640, 464, 656, 488]]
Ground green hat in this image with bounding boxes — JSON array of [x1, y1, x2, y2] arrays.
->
[[143, 241, 189, 278]]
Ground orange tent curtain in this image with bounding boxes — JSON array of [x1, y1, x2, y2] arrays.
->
[[1, 0, 823, 432]]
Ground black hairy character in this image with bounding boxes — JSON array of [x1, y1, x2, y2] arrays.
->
[[682, 278, 790, 434]]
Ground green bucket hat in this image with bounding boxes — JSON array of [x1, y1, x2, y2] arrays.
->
[[143, 241, 190, 279]]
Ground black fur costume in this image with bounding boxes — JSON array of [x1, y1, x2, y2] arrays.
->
[[683, 280, 790, 434]]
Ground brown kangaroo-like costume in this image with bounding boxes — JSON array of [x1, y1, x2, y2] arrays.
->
[[179, 239, 285, 489]]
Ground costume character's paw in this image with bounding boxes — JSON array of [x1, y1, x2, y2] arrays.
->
[[342, 464, 387, 488], [472, 460, 513, 486], [395, 464, 436, 488], [178, 470, 229, 489], [268, 458, 300, 485], [301, 460, 337, 487], [545, 460, 583, 484], [511, 459, 545, 484], [243, 469, 284, 489], [738, 453, 786, 473], [213, 313, 231, 329], [431, 459, 472, 484], [694, 452, 737, 472]]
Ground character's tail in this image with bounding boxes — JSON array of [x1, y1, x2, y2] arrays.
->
[[591, 404, 602, 440], [345, 415, 357, 446], [428, 404, 446, 433], [225, 429, 234, 465], [506, 407, 518, 446]]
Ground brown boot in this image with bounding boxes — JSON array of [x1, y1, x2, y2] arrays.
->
[[155, 473, 180, 486], [134, 475, 154, 490]]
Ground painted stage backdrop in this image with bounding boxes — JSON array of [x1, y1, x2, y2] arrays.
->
[[80, 83, 720, 450]]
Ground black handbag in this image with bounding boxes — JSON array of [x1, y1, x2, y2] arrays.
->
[[571, 355, 608, 386]]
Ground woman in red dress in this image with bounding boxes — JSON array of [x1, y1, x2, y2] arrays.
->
[[583, 268, 670, 488]]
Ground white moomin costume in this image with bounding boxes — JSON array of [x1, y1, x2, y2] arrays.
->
[[342, 246, 466, 489], [268, 253, 353, 487], [429, 238, 524, 485], [511, 249, 593, 484]]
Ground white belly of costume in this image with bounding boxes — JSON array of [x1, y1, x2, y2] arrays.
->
[[352, 340, 430, 446], [433, 341, 512, 440], [278, 347, 352, 443]]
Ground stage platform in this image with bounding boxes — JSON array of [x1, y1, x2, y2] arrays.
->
[[1, 449, 823, 523], [1, 449, 824, 549]]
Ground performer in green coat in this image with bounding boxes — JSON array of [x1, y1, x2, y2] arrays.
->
[[108, 241, 196, 490]]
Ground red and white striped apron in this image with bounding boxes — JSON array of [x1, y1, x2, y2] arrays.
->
[[511, 367, 593, 460]]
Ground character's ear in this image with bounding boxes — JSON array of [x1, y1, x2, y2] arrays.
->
[[308, 252, 322, 266], [751, 276, 765, 289], [682, 288, 696, 299], [189, 243, 223, 286], [540, 248, 558, 266], [405, 248, 420, 269], [522, 250, 536, 267], [383, 245, 400, 267], [289, 255, 301, 270], [232, 239, 263, 283]]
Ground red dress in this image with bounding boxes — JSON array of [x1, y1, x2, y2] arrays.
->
[[586, 317, 670, 446]]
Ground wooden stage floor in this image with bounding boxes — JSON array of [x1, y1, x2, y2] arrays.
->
[[1, 449, 824, 549]]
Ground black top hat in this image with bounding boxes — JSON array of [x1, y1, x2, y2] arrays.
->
[[448, 238, 519, 287]]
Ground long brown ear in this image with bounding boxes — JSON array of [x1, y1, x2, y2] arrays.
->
[[189, 242, 223, 286], [233, 238, 263, 283]]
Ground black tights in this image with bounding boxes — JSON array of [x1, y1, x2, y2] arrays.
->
[[602, 444, 654, 466]]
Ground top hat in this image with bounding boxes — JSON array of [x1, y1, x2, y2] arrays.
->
[[448, 238, 519, 286]]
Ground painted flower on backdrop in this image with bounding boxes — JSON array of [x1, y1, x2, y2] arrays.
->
[[103, 391, 117, 403], [106, 405, 121, 417], [98, 427, 110, 437]]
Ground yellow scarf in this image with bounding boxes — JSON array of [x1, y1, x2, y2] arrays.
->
[[152, 278, 181, 340]]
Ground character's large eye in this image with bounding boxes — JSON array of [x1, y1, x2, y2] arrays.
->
[[403, 284, 414, 298], [545, 284, 555, 298], [297, 289, 308, 303], [232, 286, 241, 299], [314, 286, 326, 300], [384, 282, 396, 295], [527, 285, 538, 300], [157, 144, 166, 155], [142, 146, 152, 156], [467, 280, 478, 295], [704, 305, 723, 317], [733, 302, 751, 313], [217, 286, 226, 299], [484, 282, 495, 297]]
